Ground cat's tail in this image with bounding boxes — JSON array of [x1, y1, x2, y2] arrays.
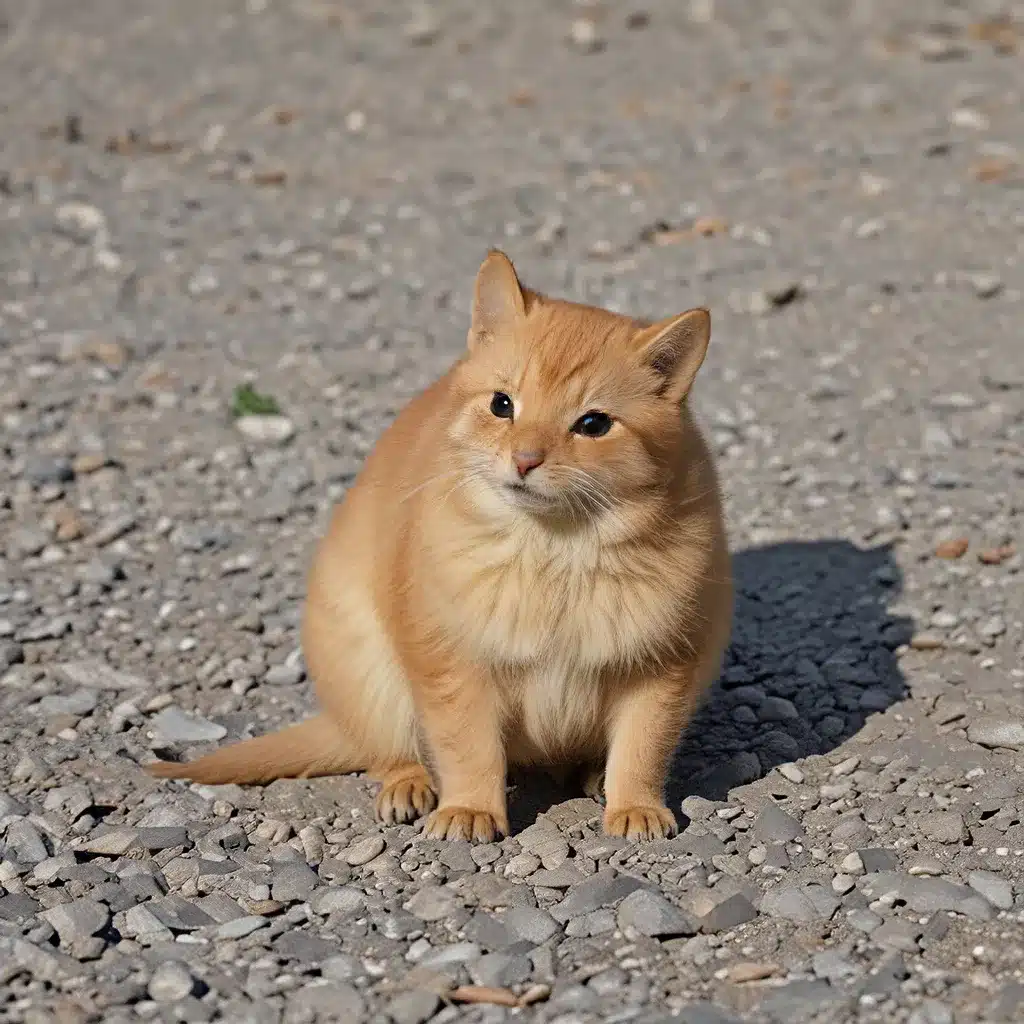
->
[[145, 714, 361, 786]]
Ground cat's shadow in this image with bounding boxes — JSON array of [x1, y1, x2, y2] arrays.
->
[[507, 538, 912, 833]]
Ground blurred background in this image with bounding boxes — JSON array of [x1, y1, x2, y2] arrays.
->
[[4, 0, 1022, 560], [2, 0, 1022, 802]]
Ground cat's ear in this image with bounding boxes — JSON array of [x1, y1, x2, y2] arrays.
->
[[469, 250, 526, 350], [632, 307, 711, 403]]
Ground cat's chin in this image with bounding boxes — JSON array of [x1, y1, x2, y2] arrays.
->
[[500, 481, 559, 512]]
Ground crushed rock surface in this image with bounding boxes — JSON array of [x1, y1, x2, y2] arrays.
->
[[1, 1, 1023, 1022]]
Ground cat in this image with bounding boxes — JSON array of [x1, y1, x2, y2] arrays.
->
[[148, 250, 733, 842]]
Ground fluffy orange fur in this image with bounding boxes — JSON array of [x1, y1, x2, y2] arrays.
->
[[148, 251, 733, 842]]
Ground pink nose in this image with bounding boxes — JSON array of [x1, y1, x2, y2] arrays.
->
[[513, 450, 544, 478]]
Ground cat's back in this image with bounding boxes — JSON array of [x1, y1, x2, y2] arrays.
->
[[319, 369, 456, 555], [303, 366, 461, 670], [301, 367, 459, 741]]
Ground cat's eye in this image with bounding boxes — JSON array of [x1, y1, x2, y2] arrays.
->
[[490, 392, 514, 419], [571, 411, 613, 438]]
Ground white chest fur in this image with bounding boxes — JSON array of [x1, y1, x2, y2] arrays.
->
[[502, 657, 606, 765], [464, 523, 690, 666], [423, 509, 703, 765]]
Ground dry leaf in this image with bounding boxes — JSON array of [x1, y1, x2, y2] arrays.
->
[[875, 34, 908, 55], [446, 982, 551, 1008], [693, 216, 728, 237], [509, 88, 536, 107], [935, 538, 969, 559], [137, 366, 178, 392], [971, 158, 1016, 183], [72, 453, 108, 475], [651, 228, 690, 246], [978, 544, 1015, 566], [52, 506, 86, 542], [629, 169, 656, 192], [251, 169, 288, 187], [728, 961, 780, 983], [786, 165, 817, 186], [79, 338, 129, 371], [967, 18, 1019, 54], [518, 983, 551, 1006], [105, 130, 181, 155], [449, 985, 519, 1007]]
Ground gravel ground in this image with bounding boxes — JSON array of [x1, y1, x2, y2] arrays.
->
[[2, 1, 1023, 1021]]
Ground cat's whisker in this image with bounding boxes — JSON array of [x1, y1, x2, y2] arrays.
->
[[398, 469, 464, 504], [550, 466, 617, 517]]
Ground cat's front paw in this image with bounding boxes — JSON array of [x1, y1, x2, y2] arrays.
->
[[424, 805, 508, 843], [375, 766, 438, 825], [604, 804, 677, 840]]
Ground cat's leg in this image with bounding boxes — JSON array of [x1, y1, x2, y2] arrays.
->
[[370, 762, 437, 824], [416, 666, 508, 842], [602, 669, 695, 840]]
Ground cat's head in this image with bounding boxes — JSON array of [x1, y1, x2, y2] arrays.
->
[[449, 250, 712, 521]]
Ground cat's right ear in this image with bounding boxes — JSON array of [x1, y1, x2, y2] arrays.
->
[[631, 307, 711, 404], [468, 250, 526, 350]]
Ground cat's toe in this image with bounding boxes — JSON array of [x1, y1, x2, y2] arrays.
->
[[424, 806, 507, 843], [374, 766, 438, 825], [604, 804, 677, 841]]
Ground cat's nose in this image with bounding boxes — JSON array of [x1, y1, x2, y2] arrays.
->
[[513, 450, 545, 478]]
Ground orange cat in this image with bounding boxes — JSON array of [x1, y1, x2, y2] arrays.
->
[[148, 251, 733, 842]]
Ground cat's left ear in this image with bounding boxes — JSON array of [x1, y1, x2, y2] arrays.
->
[[632, 308, 711, 403], [468, 250, 526, 350]]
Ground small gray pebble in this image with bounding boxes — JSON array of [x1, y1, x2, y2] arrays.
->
[[271, 860, 320, 902], [150, 706, 226, 744], [25, 456, 75, 485], [761, 883, 839, 924], [385, 990, 442, 1024], [967, 718, 1024, 749], [264, 662, 304, 686], [41, 898, 110, 943], [311, 886, 366, 917], [469, 952, 532, 988], [917, 811, 966, 844], [968, 870, 1014, 910], [753, 803, 804, 843], [615, 889, 697, 938], [908, 1001, 954, 1024], [216, 916, 268, 939], [345, 835, 386, 866], [419, 942, 482, 968], [406, 885, 461, 922], [699, 892, 758, 934], [5, 820, 50, 864], [148, 961, 196, 1002], [501, 906, 561, 944]]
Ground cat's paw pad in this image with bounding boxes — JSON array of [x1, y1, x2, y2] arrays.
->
[[375, 769, 438, 825], [424, 806, 507, 843], [604, 804, 677, 840]]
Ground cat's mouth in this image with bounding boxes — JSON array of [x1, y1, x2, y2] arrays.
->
[[502, 480, 556, 506]]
